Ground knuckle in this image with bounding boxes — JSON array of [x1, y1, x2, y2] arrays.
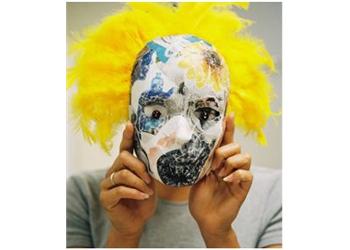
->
[[245, 153, 252, 164], [233, 143, 241, 152], [132, 181, 140, 189], [226, 156, 236, 167], [245, 153, 252, 161], [246, 172, 253, 182], [131, 178, 141, 188], [237, 169, 245, 178], [119, 150, 129, 162], [215, 147, 223, 158], [241, 155, 250, 165], [119, 169, 130, 180], [113, 186, 122, 197]]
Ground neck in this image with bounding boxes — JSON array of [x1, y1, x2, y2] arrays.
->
[[155, 180, 191, 203]]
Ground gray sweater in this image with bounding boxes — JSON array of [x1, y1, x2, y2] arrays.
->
[[66, 166, 282, 248]]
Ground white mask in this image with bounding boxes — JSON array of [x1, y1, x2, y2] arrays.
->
[[130, 35, 230, 186]]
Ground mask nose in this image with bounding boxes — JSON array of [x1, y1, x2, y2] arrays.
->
[[169, 115, 193, 145]]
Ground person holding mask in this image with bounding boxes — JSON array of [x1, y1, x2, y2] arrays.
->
[[67, 3, 282, 248]]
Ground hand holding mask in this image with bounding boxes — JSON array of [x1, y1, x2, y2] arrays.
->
[[189, 115, 253, 247]]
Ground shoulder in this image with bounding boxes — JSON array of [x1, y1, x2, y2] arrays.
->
[[242, 166, 281, 209], [66, 169, 109, 248], [233, 166, 282, 247], [251, 166, 282, 193], [67, 169, 107, 202], [246, 166, 282, 219], [67, 169, 107, 186], [67, 168, 107, 184]]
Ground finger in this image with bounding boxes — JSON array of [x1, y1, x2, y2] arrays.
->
[[119, 151, 152, 184], [222, 113, 235, 145], [223, 169, 253, 191], [119, 121, 134, 153], [109, 150, 152, 184], [101, 169, 154, 195], [211, 142, 241, 170], [100, 186, 150, 210], [218, 153, 251, 178], [104, 122, 134, 178]]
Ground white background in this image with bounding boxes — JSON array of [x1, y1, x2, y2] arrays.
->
[[66, 2, 282, 176]]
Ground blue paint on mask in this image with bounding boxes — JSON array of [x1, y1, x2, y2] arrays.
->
[[147, 41, 169, 63], [184, 35, 212, 47], [131, 47, 154, 83], [146, 73, 174, 99], [136, 73, 174, 135]]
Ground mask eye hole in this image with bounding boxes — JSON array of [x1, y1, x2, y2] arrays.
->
[[144, 105, 167, 119], [199, 109, 209, 121], [151, 110, 162, 119], [141, 105, 167, 134], [195, 107, 220, 124]]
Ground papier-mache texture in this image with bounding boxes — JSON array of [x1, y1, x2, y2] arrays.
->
[[130, 35, 228, 186]]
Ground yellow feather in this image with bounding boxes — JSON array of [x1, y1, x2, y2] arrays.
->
[[67, 2, 277, 153]]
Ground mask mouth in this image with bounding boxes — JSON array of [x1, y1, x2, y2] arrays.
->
[[157, 133, 215, 186]]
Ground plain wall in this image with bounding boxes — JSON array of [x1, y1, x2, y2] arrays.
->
[[66, 2, 282, 177]]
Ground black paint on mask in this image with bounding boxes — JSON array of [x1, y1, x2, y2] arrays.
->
[[157, 133, 215, 186]]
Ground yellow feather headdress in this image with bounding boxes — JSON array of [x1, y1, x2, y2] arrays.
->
[[67, 2, 276, 153]]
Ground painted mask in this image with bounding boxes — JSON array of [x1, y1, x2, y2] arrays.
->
[[130, 35, 230, 186]]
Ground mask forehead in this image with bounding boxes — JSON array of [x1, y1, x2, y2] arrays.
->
[[131, 35, 229, 97]]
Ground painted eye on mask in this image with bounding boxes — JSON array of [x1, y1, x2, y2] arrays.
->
[[194, 107, 220, 126], [144, 105, 167, 119], [140, 105, 168, 135]]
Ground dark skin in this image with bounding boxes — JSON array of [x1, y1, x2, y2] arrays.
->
[[99, 114, 282, 248]]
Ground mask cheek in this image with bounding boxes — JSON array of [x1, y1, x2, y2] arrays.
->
[[203, 118, 225, 141], [144, 131, 177, 167], [137, 116, 225, 185], [139, 132, 158, 167], [139, 134, 185, 177], [196, 120, 226, 180], [140, 116, 194, 177]]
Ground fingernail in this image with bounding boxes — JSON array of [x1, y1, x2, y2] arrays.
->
[[223, 175, 232, 182], [141, 193, 150, 199]]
